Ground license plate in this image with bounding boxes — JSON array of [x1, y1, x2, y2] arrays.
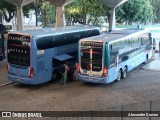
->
[[89, 78, 93, 80]]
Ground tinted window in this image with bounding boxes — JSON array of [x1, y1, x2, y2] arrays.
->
[[109, 32, 150, 67], [80, 42, 103, 72], [7, 34, 30, 66], [36, 36, 53, 50], [36, 29, 100, 50]]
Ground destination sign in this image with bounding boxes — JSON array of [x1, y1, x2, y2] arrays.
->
[[81, 42, 103, 46], [8, 34, 30, 42]]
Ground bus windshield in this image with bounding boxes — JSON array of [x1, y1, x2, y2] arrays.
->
[[80, 41, 103, 76], [7, 34, 30, 66]]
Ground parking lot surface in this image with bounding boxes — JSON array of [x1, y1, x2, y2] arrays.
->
[[0, 59, 160, 120]]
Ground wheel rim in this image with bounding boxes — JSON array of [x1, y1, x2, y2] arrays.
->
[[117, 70, 121, 81], [123, 67, 127, 78], [145, 57, 148, 63], [52, 73, 57, 80], [144, 55, 148, 64]]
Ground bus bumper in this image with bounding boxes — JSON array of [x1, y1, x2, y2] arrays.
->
[[8, 74, 36, 85], [78, 74, 106, 83]]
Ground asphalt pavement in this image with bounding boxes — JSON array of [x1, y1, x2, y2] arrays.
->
[[1, 54, 160, 120]]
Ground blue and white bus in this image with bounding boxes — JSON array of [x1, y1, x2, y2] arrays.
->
[[6, 26, 101, 85], [78, 29, 152, 83]]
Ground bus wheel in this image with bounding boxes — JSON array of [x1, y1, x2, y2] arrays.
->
[[52, 71, 60, 81], [122, 67, 127, 79], [143, 54, 148, 64], [116, 69, 122, 82]]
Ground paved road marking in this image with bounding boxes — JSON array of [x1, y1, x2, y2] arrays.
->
[[0, 81, 14, 87]]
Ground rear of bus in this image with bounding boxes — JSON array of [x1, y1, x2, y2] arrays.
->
[[7, 33, 35, 84], [78, 39, 108, 83]]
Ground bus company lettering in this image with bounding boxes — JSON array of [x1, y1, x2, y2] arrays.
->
[[81, 42, 103, 46], [8, 35, 30, 42], [56, 44, 77, 55]]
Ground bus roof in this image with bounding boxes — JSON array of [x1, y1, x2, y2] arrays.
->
[[80, 29, 149, 43], [9, 26, 100, 37]]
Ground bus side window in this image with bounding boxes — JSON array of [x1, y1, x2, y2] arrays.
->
[[110, 45, 112, 51], [72, 32, 81, 40], [80, 31, 87, 38], [87, 29, 101, 37], [82, 29, 100, 38], [140, 38, 144, 45], [110, 51, 119, 56]]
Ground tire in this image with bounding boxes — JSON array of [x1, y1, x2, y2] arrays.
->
[[122, 67, 127, 79], [52, 71, 60, 81], [143, 54, 148, 64], [116, 69, 122, 82]]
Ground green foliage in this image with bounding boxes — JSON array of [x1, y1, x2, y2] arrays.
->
[[0, 0, 16, 22], [65, 0, 108, 26], [23, 3, 35, 18], [39, 0, 56, 27], [0, 0, 34, 22], [116, 0, 153, 24], [150, 0, 160, 23], [1, 0, 160, 26], [0, 0, 56, 26]]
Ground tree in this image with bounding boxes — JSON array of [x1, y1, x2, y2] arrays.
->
[[0, 0, 16, 22], [65, 0, 109, 26], [150, 0, 160, 24], [0, 0, 34, 23], [38, 0, 56, 27], [86, 0, 109, 25], [116, 0, 153, 25]]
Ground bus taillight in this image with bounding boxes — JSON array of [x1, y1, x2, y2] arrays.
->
[[101, 66, 107, 77], [77, 63, 80, 73], [28, 67, 34, 78]]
